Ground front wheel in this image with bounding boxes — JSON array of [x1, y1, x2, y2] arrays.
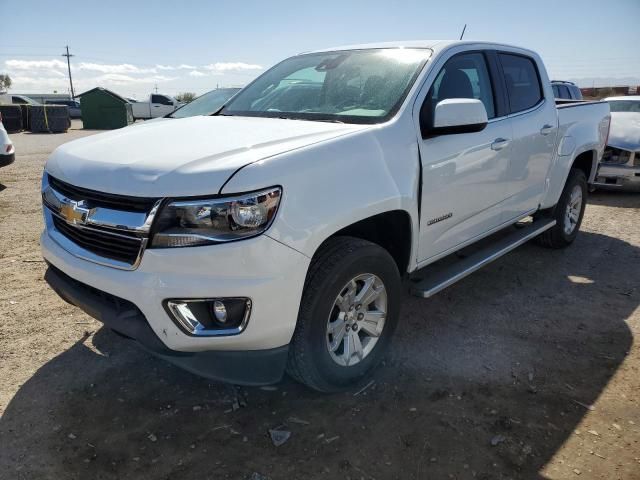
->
[[287, 237, 401, 392], [536, 168, 588, 249]]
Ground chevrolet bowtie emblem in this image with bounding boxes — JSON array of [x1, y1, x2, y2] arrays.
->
[[59, 199, 91, 225]]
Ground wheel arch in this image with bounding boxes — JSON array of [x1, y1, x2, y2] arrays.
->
[[571, 149, 597, 183], [541, 148, 598, 210], [313, 210, 414, 276]]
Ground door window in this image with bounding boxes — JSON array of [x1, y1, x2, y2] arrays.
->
[[498, 53, 543, 113], [557, 84, 570, 99], [425, 52, 496, 120], [569, 85, 583, 100], [151, 95, 173, 105]]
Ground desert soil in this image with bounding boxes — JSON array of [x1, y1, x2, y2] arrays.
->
[[0, 122, 638, 479]]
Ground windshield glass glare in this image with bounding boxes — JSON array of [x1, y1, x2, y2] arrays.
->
[[170, 88, 241, 118], [220, 48, 431, 124]]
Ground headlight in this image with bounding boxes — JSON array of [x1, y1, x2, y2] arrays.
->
[[151, 187, 281, 248]]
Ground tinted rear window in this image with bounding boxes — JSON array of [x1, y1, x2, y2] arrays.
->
[[557, 85, 570, 99], [499, 53, 542, 113], [570, 85, 583, 100]]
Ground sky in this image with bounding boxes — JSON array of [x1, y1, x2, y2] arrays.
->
[[1, 0, 639, 98]]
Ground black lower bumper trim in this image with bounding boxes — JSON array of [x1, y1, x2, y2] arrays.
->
[[0, 153, 15, 168], [44, 265, 289, 385], [152, 345, 289, 386]]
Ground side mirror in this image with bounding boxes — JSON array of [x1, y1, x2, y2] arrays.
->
[[424, 98, 488, 136]]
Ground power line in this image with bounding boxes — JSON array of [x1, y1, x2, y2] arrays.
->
[[61, 45, 75, 99]]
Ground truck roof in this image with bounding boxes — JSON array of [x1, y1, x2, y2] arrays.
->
[[304, 40, 535, 55]]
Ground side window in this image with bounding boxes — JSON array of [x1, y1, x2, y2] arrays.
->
[[552, 85, 560, 98], [557, 85, 570, 99], [499, 53, 542, 113], [570, 86, 582, 100], [426, 52, 496, 119], [151, 95, 172, 105]]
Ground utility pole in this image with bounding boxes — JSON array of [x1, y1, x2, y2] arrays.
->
[[62, 45, 75, 99], [154, 84, 158, 94]]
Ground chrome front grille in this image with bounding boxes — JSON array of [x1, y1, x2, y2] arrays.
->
[[42, 174, 162, 270], [52, 215, 143, 264]]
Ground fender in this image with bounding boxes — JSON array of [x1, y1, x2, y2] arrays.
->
[[541, 111, 609, 209], [221, 118, 422, 268]]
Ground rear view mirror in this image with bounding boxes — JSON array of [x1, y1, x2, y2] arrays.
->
[[425, 98, 488, 136]]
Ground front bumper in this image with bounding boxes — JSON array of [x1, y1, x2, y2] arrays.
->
[[594, 164, 640, 192], [41, 227, 310, 382], [0, 152, 15, 168], [45, 264, 289, 384]]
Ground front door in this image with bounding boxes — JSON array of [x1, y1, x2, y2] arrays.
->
[[416, 51, 513, 263]]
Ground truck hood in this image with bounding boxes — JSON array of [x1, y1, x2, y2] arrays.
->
[[607, 112, 640, 151], [46, 116, 368, 197]]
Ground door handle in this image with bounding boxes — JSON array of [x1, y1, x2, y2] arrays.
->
[[540, 124, 554, 135], [491, 138, 510, 151]]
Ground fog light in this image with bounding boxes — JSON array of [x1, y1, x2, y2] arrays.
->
[[212, 301, 227, 323], [165, 298, 251, 336]]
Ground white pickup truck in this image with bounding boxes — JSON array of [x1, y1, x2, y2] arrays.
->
[[130, 93, 181, 119], [41, 41, 610, 391]]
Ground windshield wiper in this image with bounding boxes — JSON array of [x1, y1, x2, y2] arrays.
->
[[274, 115, 346, 124], [313, 118, 345, 124]]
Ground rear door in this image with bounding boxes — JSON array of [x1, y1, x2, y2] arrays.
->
[[498, 52, 557, 220], [415, 50, 513, 263]]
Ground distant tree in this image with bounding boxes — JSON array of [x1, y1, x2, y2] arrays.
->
[[175, 92, 197, 103], [0, 74, 11, 93]]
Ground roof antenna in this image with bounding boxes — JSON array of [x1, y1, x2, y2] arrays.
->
[[459, 24, 467, 40]]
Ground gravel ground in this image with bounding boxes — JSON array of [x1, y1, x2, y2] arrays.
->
[[0, 122, 639, 480]]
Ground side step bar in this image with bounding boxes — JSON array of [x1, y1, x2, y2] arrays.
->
[[410, 219, 556, 298]]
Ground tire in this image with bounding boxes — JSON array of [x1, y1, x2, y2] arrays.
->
[[536, 168, 588, 249], [287, 236, 402, 392]]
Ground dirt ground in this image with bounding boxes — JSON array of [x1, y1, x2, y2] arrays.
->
[[0, 122, 638, 480]]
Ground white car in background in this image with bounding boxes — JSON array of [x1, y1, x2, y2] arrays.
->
[[0, 113, 15, 168], [594, 96, 640, 191], [130, 94, 182, 120]]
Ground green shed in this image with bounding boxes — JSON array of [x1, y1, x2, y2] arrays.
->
[[78, 87, 134, 129]]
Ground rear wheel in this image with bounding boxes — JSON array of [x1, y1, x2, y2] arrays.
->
[[536, 168, 587, 249], [287, 237, 401, 392]]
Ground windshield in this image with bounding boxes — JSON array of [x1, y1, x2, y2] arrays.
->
[[169, 88, 241, 118], [608, 100, 640, 113], [220, 48, 431, 124]]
